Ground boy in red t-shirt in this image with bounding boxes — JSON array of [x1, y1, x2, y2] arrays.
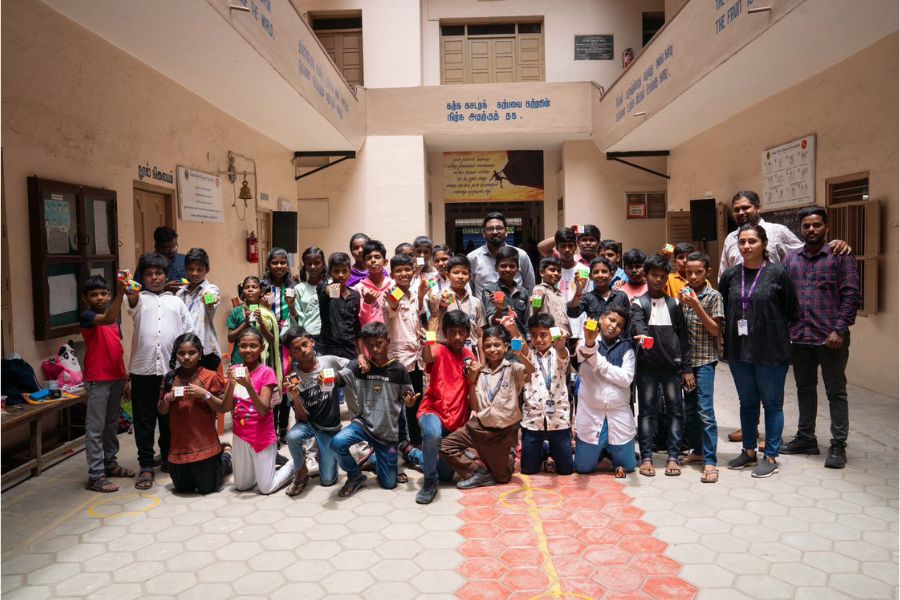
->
[[408, 310, 475, 504], [80, 275, 134, 492]]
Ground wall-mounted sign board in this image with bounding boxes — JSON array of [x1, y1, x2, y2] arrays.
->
[[575, 35, 614, 60], [761, 135, 816, 210]]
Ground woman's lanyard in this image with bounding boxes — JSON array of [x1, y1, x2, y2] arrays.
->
[[481, 365, 508, 405], [740, 263, 765, 317]]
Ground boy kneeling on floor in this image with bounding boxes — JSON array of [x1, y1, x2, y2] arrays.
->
[[440, 318, 534, 489]]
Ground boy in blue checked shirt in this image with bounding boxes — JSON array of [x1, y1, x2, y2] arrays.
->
[[679, 252, 724, 483]]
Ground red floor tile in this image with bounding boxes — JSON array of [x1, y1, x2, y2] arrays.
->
[[546, 538, 587, 558], [492, 513, 534, 531], [457, 558, 509, 580], [583, 544, 632, 565], [457, 580, 511, 600], [500, 547, 545, 568], [576, 527, 623, 546], [459, 491, 499, 506], [459, 522, 501, 539], [609, 520, 655, 536], [542, 519, 581, 538], [629, 554, 681, 576], [553, 556, 596, 578], [496, 529, 539, 548], [641, 576, 697, 600], [460, 506, 501, 522], [573, 510, 615, 528], [460, 538, 504, 558], [501, 567, 550, 592], [601, 504, 644, 520], [618, 535, 668, 555], [565, 578, 610, 599], [590, 565, 645, 592]]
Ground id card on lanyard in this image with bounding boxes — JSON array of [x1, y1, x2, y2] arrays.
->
[[738, 264, 765, 336], [535, 351, 555, 415], [482, 366, 508, 406]]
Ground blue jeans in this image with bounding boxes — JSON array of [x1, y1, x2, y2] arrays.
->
[[331, 422, 398, 489], [729, 360, 788, 458], [407, 413, 455, 482], [636, 369, 684, 461], [520, 428, 574, 475], [574, 419, 637, 474], [286, 422, 338, 486], [684, 363, 718, 465]]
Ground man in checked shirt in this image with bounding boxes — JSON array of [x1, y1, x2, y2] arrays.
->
[[782, 206, 861, 469]]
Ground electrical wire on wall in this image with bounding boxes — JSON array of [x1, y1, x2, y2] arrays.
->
[[219, 150, 258, 224]]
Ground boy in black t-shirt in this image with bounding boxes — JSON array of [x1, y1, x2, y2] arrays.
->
[[282, 327, 349, 496], [331, 322, 416, 497], [317, 252, 363, 361]]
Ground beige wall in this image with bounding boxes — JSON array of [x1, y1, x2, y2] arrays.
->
[[422, 0, 664, 87], [1, 0, 297, 374], [297, 136, 428, 254], [667, 33, 899, 397], [561, 141, 668, 251]]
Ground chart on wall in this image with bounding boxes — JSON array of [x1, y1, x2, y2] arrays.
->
[[443, 151, 544, 202], [761, 135, 815, 210], [177, 166, 225, 223]]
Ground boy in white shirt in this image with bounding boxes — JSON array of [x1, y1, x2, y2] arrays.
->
[[574, 306, 636, 478], [175, 247, 221, 371]]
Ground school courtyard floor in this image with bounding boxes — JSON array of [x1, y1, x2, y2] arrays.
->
[[2, 364, 897, 600]]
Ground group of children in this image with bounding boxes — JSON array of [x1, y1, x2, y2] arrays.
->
[[79, 225, 725, 502]]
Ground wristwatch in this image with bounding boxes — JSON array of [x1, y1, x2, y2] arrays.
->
[[204, 391, 212, 401]]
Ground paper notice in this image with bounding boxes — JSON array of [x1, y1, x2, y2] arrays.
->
[[48, 274, 78, 316], [93, 200, 110, 255], [47, 227, 71, 254]]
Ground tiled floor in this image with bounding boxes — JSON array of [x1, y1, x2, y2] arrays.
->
[[2, 364, 897, 599]]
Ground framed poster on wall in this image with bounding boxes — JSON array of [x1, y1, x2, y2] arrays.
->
[[761, 135, 816, 210]]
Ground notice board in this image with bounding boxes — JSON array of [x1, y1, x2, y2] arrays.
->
[[177, 166, 225, 223], [761, 135, 816, 211], [575, 35, 614, 60]]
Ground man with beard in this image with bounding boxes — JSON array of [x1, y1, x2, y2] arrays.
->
[[782, 206, 860, 469], [718, 191, 850, 443], [467, 212, 536, 298]]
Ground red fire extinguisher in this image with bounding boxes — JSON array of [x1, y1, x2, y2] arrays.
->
[[246, 230, 259, 263]]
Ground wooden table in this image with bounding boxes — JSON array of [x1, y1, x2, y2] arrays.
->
[[1, 393, 87, 488]]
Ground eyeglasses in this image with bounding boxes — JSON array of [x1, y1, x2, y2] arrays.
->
[[484, 226, 507, 233]]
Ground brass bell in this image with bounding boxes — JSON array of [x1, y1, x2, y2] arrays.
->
[[238, 179, 253, 200]]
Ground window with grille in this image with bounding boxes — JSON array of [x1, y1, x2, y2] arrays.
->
[[826, 174, 879, 315], [626, 192, 667, 219]]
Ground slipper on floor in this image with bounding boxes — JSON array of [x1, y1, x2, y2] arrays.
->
[[135, 470, 154, 490]]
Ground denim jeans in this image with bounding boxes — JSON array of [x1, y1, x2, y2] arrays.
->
[[407, 413, 455, 482], [286, 422, 338, 486], [574, 419, 637, 474], [729, 360, 788, 458], [792, 337, 850, 443], [520, 428, 574, 475], [636, 369, 684, 461], [684, 362, 718, 465], [331, 421, 398, 489]]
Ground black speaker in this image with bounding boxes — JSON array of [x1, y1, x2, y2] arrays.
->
[[271, 211, 298, 253], [690, 199, 717, 241]]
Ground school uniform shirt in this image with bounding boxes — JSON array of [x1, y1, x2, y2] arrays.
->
[[630, 294, 692, 374], [474, 359, 526, 430], [168, 368, 226, 464], [292, 281, 322, 336], [127, 291, 193, 376], [482, 281, 530, 339], [232, 365, 278, 452], [575, 337, 636, 445], [530, 282, 570, 335], [382, 290, 424, 371], [339, 359, 413, 445], [718, 217, 804, 277], [354, 276, 394, 327], [521, 347, 571, 432], [428, 289, 487, 349], [79, 312, 126, 381], [291, 355, 349, 432], [176, 281, 221, 358], [719, 263, 799, 366], [419, 344, 476, 432], [316, 283, 362, 360]]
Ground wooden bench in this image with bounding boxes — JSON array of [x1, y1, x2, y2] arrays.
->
[[1, 393, 87, 489]]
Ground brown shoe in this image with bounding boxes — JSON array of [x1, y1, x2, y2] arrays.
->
[[727, 428, 743, 443]]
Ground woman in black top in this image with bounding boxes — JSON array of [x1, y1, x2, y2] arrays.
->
[[719, 224, 798, 478]]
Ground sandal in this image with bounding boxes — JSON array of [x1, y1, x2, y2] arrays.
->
[[338, 474, 368, 497], [86, 477, 119, 493], [701, 467, 719, 483], [614, 466, 626, 479], [665, 459, 682, 477], [105, 465, 136, 478], [135, 469, 155, 490], [285, 468, 310, 497], [639, 461, 655, 477], [397, 472, 409, 484]]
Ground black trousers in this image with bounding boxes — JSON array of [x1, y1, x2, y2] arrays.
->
[[403, 368, 425, 446], [130, 374, 169, 469], [792, 336, 850, 444], [170, 452, 231, 495]]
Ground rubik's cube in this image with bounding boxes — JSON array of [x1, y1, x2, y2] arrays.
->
[[511, 338, 523, 351], [550, 327, 562, 340], [116, 269, 132, 282], [321, 368, 336, 385], [424, 331, 437, 345], [391, 288, 405, 301], [585, 318, 598, 331]]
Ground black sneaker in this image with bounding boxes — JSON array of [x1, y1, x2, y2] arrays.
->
[[824, 442, 847, 469], [457, 467, 497, 490], [781, 435, 820, 455], [416, 478, 438, 504], [727, 451, 758, 470]]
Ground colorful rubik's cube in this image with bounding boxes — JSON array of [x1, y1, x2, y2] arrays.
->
[[424, 331, 437, 345], [550, 326, 562, 341], [116, 269, 132, 282], [510, 338, 523, 351], [180, 278, 189, 285], [531, 296, 543, 309], [585, 318, 598, 331], [443, 291, 455, 304], [427, 279, 437, 289], [233, 365, 247, 378], [124, 280, 142, 292], [493, 291, 505, 304], [416, 257, 426, 266], [321, 368, 336, 385], [661, 243, 674, 256], [576, 267, 590, 279], [571, 225, 585, 235], [203, 293, 218, 305], [391, 288, 405, 301], [681, 287, 696, 298]]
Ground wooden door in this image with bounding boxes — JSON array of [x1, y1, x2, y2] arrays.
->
[[441, 37, 466, 84], [467, 37, 516, 83], [132, 189, 170, 265], [517, 34, 544, 81], [317, 31, 363, 87]]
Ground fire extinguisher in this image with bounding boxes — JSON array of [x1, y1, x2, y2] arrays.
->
[[246, 230, 259, 263]]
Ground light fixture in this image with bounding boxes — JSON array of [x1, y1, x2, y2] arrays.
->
[[239, 177, 253, 200], [748, 6, 773, 13]]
